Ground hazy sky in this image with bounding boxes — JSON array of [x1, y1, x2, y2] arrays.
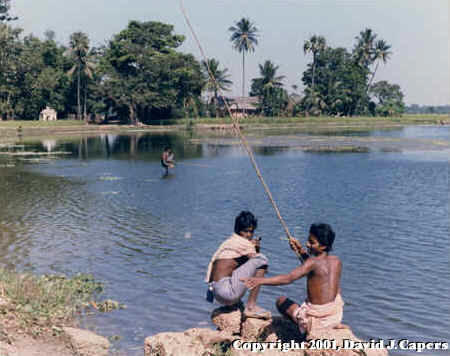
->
[[12, 0, 449, 105]]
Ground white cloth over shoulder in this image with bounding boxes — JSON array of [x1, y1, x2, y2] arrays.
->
[[205, 233, 256, 282]]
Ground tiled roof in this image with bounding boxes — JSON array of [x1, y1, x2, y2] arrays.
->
[[223, 96, 259, 110]]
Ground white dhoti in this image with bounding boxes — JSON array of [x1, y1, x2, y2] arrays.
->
[[293, 294, 344, 334]]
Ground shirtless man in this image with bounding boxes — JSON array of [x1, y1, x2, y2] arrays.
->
[[161, 147, 175, 174], [242, 223, 346, 334], [205, 211, 270, 319]]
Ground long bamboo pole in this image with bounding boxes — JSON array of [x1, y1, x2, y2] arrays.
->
[[179, 0, 304, 261]]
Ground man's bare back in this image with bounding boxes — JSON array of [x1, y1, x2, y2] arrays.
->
[[241, 223, 346, 332], [210, 254, 254, 282], [205, 214, 270, 317], [210, 259, 238, 282], [305, 254, 341, 304]]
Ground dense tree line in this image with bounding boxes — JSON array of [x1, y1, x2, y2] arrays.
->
[[405, 105, 450, 115], [249, 28, 405, 117], [0, 19, 205, 123], [0, 11, 407, 122]]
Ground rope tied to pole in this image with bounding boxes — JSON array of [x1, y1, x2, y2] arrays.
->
[[179, 0, 304, 262]]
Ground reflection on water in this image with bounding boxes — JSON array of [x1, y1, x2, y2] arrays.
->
[[259, 125, 450, 141], [0, 126, 448, 355]]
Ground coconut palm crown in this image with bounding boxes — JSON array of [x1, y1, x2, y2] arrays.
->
[[202, 58, 232, 102], [303, 35, 326, 90], [354, 28, 377, 67], [250, 60, 285, 96], [368, 39, 392, 89]]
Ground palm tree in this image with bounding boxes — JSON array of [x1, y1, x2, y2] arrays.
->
[[353, 28, 380, 114], [251, 60, 286, 117], [251, 60, 285, 95], [303, 35, 326, 90], [354, 28, 377, 67], [229, 18, 259, 97], [302, 88, 326, 116], [66, 32, 93, 121], [367, 39, 391, 89], [202, 58, 232, 114]]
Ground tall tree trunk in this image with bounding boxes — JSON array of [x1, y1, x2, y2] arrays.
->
[[77, 65, 81, 120], [6, 91, 12, 120], [312, 53, 316, 91], [214, 90, 218, 118], [83, 83, 87, 124], [129, 103, 135, 125], [129, 102, 139, 126], [183, 98, 188, 119], [367, 61, 379, 93], [242, 51, 245, 97]]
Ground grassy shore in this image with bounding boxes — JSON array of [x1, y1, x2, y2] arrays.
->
[[0, 120, 85, 128], [0, 114, 447, 129], [0, 115, 447, 143], [0, 269, 102, 338], [184, 114, 448, 126]]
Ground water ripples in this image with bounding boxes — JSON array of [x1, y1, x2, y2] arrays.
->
[[0, 131, 448, 355]]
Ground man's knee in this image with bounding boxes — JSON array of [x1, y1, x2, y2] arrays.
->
[[276, 296, 287, 309], [276, 296, 295, 315], [255, 253, 269, 266]]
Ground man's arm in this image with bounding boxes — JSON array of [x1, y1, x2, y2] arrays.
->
[[242, 258, 314, 289]]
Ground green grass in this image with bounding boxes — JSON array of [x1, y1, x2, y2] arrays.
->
[[0, 120, 85, 128], [0, 269, 103, 336], [159, 114, 448, 126], [0, 114, 446, 130]]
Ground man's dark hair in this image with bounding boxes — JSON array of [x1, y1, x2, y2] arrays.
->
[[309, 223, 335, 252], [234, 211, 258, 234]]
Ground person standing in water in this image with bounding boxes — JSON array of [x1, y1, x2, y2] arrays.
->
[[161, 147, 175, 174]]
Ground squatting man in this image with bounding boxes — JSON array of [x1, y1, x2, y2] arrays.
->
[[206, 210, 348, 335]]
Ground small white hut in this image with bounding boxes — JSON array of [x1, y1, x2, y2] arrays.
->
[[39, 106, 57, 121]]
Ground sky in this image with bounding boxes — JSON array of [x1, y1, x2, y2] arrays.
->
[[11, 0, 450, 106]]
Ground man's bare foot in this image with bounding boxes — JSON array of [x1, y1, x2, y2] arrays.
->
[[244, 305, 271, 320]]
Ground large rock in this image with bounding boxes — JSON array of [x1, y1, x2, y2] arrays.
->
[[144, 316, 388, 356], [241, 317, 272, 340], [144, 328, 234, 356], [63, 327, 110, 356], [306, 327, 388, 356], [211, 304, 243, 334], [251, 316, 304, 343]]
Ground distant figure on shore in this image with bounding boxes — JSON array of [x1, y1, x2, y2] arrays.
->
[[205, 211, 271, 319], [161, 147, 175, 174], [242, 223, 347, 336]]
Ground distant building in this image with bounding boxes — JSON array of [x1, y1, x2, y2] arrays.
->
[[39, 106, 57, 121], [218, 96, 260, 117]]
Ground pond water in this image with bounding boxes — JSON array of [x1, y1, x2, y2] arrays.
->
[[0, 126, 449, 355]]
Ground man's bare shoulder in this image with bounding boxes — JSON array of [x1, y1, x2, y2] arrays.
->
[[327, 255, 341, 262], [326, 255, 342, 267], [308, 254, 341, 270]]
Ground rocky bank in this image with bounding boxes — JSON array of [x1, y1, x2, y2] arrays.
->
[[145, 304, 389, 356]]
